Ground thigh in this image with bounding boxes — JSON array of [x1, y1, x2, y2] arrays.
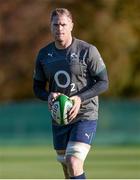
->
[[69, 120, 97, 145], [52, 124, 71, 150], [66, 141, 91, 161]]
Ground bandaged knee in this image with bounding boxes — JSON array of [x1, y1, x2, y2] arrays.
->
[[66, 141, 90, 161], [57, 154, 66, 164]]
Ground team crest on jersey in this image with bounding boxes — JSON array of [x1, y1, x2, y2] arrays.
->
[[70, 53, 78, 61]]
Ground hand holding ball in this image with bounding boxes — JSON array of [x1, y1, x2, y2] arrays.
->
[[51, 95, 73, 125]]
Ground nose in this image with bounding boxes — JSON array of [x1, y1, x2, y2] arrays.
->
[[57, 25, 63, 31]]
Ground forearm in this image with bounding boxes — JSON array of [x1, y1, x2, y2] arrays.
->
[[33, 79, 49, 101], [78, 70, 109, 101]]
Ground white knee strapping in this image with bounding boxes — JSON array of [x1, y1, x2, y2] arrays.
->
[[66, 141, 90, 161], [57, 154, 66, 164]]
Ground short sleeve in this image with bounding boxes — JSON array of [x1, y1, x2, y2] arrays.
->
[[88, 46, 106, 76], [33, 50, 46, 81]]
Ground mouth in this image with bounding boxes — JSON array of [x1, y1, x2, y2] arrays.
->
[[56, 33, 64, 36]]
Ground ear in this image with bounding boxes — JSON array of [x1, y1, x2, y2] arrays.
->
[[71, 22, 74, 31]]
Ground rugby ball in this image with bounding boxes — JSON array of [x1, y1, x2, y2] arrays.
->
[[51, 95, 73, 125]]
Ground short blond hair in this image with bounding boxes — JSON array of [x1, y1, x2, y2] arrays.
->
[[50, 8, 73, 21]]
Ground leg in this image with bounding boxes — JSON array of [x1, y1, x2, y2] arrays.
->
[[65, 120, 97, 178], [52, 120, 97, 179], [56, 150, 70, 179], [66, 155, 84, 177], [52, 124, 72, 178], [65, 141, 91, 179], [62, 162, 69, 179]]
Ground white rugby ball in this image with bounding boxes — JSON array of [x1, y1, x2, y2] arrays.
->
[[51, 95, 73, 125]]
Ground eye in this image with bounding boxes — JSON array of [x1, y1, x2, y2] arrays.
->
[[61, 24, 66, 27], [53, 23, 58, 27]]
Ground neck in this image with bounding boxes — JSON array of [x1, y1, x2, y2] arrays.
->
[[55, 36, 73, 49]]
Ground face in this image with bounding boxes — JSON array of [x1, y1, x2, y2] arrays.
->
[[51, 14, 73, 43]]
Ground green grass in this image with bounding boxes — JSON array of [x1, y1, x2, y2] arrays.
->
[[0, 145, 140, 179]]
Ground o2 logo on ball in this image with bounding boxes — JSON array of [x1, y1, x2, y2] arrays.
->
[[54, 70, 76, 92], [51, 102, 59, 122], [53, 103, 58, 113]]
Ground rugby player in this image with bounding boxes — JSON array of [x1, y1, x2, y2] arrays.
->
[[33, 8, 109, 179]]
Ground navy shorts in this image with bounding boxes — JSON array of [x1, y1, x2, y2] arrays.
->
[[52, 120, 97, 150]]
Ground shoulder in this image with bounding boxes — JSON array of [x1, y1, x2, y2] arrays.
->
[[73, 38, 99, 59], [74, 38, 96, 50], [38, 42, 54, 55], [35, 42, 55, 62]]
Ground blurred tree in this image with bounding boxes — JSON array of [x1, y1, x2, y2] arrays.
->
[[0, 0, 140, 101]]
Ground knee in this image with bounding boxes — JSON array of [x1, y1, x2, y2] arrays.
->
[[64, 141, 90, 176], [57, 154, 66, 164], [66, 155, 83, 174], [66, 155, 77, 168]]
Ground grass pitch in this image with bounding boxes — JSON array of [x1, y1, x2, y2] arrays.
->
[[0, 145, 140, 179]]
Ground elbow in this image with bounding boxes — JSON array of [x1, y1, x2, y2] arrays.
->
[[99, 79, 109, 94], [103, 79, 109, 92], [33, 80, 48, 101], [33, 80, 42, 99], [33, 83, 39, 98]]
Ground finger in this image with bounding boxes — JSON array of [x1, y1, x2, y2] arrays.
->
[[68, 106, 77, 120], [48, 101, 53, 110], [69, 112, 77, 121], [69, 104, 76, 115]]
